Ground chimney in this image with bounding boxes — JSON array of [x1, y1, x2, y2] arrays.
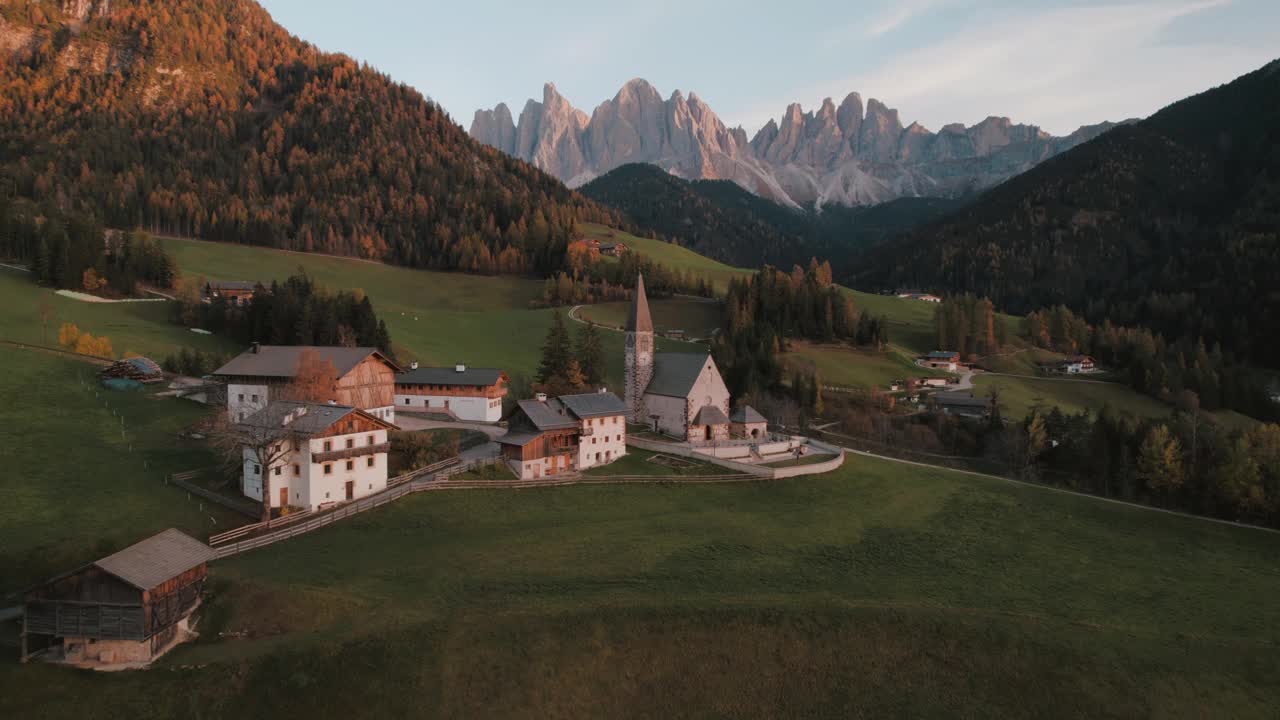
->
[[535, 392, 548, 403], [410, 361, 419, 370], [250, 342, 260, 354], [455, 364, 467, 373]]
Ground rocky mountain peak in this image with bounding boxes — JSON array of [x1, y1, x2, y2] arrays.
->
[[471, 78, 1113, 208]]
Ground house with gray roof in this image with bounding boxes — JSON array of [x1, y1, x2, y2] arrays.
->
[[394, 363, 509, 422], [500, 390, 628, 479], [22, 529, 215, 668], [236, 400, 397, 512], [213, 344, 400, 424], [624, 274, 732, 441]]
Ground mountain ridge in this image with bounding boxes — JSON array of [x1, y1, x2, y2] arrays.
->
[[471, 78, 1122, 209]]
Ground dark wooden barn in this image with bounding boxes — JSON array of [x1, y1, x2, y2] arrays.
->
[[21, 529, 215, 667]]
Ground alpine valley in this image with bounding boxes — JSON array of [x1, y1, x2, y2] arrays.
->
[[471, 79, 1123, 209]]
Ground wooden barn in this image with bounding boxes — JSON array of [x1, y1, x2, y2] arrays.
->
[[21, 529, 215, 668], [98, 356, 165, 384]]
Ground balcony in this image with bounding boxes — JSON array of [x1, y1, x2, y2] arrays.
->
[[312, 442, 391, 464], [580, 426, 594, 436]]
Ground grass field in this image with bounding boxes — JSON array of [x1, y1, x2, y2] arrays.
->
[[0, 269, 233, 360], [4, 446, 1280, 717], [975, 373, 1178, 420], [0, 347, 239, 590], [576, 297, 722, 339], [580, 223, 750, 293], [160, 236, 706, 389], [786, 341, 946, 388]]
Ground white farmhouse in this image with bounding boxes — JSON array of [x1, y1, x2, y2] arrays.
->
[[239, 401, 396, 511], [394, 364, 509, 422], [499, 391, 627, 480], [214, 344, 400, 423]]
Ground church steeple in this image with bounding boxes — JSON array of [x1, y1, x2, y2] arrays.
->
[[628, 272, 653, 334], [624, 273, 655, 422]]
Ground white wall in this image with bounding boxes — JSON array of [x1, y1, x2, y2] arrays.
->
[[644, 393, 689, 439], [577, 414, 627, 470], [227, 383, 269, 421], [394, 393, 500, 422], [241, 427, 389, 511]]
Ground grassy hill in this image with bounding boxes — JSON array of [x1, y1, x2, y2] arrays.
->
[[2, 398, 1279, 715]]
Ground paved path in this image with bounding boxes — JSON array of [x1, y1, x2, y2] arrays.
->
[[395, 416, 505, 460], [567, 304, 623, 333]]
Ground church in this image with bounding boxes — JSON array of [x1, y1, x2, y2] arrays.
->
[[625, 274, 732, 441]]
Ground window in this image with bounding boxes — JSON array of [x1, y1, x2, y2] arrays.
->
[[367, 435, 375, 445], [293, 464, 300, 476], [325, 492, 330, 499], [253, 464, 261, 475], [404, 398, 410, 405], [238, 393, 245, 402], [274, 466, 281, 476], [346, 460, 354, 471], [323, 440, 332, 452], [324, 464, 333, 475], [345, 438, 354, 449], [251, 394, 259, 403], [367, 457, 375, 468]]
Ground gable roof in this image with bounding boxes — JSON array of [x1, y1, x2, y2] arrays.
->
[[730, 405, 767, 424], [559, 391, 626, 418], [238, 401, 395, 436], [516, 398, 579, 431], [207, 280, 257, 291], [93, 529, 215, 591], [927, 351, 960, 359], [213, 346, 400, 379], [932, 393, 991, 408], [397, 366, 505, 387], [645, 353, 713, 398], [692, 405, 730, 426], [627, 273, 653, 334]]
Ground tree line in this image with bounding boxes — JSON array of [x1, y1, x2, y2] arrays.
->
[[933, 294, 1007, 358], [170, 272, 393, 372], [1, 198, 176, 295], [1024, 304, 1276, 420]]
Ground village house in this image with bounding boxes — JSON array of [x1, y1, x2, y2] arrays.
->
[[730, 405, 769, 439], [239, 400, 396, 511], [394, 363, 508, 422], [625, 274, 732, 441], [931, 393, 993, 419], [499, 391, 627, 479], [922, 351, 962, 372], [598, 241, 628, 257], [203, 280, 257, 306], [213, 344, 400, 423], [21, 529, 215, 668]]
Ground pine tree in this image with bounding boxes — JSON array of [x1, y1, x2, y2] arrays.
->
[[537, 310, 573, 384], [575, 322, 605, 387], [1137, 425, 1185, 501]]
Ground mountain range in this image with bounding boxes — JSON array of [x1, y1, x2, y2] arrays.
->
[[471, 79, 1122, 209]]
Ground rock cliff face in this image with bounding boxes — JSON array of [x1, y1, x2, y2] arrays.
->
[[471, 79, 1119, 208]]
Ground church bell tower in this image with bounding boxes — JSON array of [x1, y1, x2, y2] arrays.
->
[[625, 273, 655, 422]]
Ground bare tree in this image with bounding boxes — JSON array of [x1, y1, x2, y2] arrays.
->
[[205, 405, 299, 522], [277, 349, 339, 404]]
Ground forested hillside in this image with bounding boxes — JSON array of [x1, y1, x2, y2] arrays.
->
[[579, 163, 963, 275], [860, 59, 1280, 368], [0, 0, 621, 275]]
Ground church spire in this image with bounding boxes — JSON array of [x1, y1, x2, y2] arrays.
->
[[627, 273, 654, 334]]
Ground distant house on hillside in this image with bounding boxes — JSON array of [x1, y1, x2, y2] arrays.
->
[[394, 363, 509, 422], [896, 291, 942, 303], [213, 344, 400, 423], [22, 529, 214, 668], [203, 281, 257, 306], [238, 400, 395, 511], [922, 351, 961, 372], [598, 242, 627, 257], [1040, 355, 1097, 375], [499, 391, 627, 480]]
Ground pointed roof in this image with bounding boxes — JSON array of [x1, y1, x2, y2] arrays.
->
[[627, 274, 653, 334]]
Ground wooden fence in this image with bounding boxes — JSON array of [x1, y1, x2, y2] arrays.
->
[[168, 471, 260, 518], [208, 457, 461, 557]]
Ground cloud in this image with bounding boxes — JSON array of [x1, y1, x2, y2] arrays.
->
[[733, 0, 1272, 136]]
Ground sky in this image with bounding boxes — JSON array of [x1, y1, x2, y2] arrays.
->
[[257, 0, 1278, 137]]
